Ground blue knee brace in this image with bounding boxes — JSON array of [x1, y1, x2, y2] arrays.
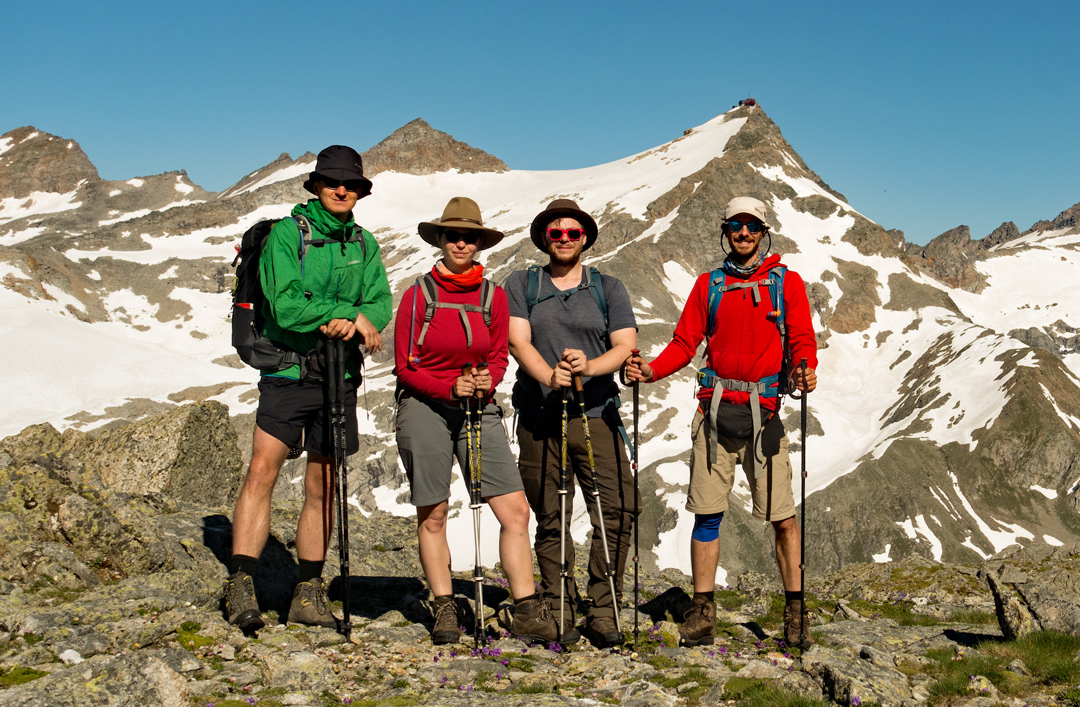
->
[[691, 512, 724, 542]]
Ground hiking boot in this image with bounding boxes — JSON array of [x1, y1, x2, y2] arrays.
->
[[679, 595, 716, 646], [287, 577, 338, 629], [784, 599, 816, 649], [584, 615, 624, 647], [512, 598, 558, 644], [222, 571, 264, 633], [431, 595, 461, 645]]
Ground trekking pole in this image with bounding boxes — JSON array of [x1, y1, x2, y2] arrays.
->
[[630, 350, 641, 651], [790, 357, 809, 647], [461, 364, 484, 647], [572, 374, 621, 636], [328, 339, 352, 639], [559, 387, 570, 643]]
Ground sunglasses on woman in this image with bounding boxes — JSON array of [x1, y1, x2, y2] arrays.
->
[[441, 229, 482, 245], [546, 227, 586, 241]]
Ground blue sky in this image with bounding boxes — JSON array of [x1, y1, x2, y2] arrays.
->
[[3, 1, 1077, 245]]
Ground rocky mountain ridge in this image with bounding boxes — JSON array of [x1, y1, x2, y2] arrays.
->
[[1, 105, 1078, 589]]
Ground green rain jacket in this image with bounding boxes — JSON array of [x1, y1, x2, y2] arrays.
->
[[259, 199, 392, 380]]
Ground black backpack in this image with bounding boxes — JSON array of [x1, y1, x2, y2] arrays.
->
[[230, 216, 366, 371]]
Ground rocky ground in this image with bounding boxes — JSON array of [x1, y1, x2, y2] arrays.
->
[[2, 405, 1080, 706]]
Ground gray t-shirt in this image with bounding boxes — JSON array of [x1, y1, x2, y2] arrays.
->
[[506, 265, 636, 417]]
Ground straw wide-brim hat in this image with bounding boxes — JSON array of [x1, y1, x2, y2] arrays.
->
[[529, 199, 599, 252], [418, 197, 504, 250]]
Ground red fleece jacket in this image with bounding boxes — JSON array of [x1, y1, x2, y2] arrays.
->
[[649, 255, 818, 411], [393, 271, 509, 403]]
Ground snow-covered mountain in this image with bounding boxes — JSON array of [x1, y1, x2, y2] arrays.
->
[[2, 106, 1078, 583]]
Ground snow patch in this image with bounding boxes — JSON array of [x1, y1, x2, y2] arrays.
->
[[127, 178, 144, 187], [1044, 534, 1064, 547], [0, 189, 82, 226], [872, 544, 893, 563], [175, 176, 194, 194], [1030, 485, 1058, 500], [223, 159, 315, 198], [158, 265, 179, 280], [0, 137, 14, 156], [108, 189, 122, 197], [897, 515, 943, 561], [949, 471, 1034, 553]]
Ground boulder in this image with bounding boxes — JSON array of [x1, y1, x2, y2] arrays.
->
[[981, 552, 1080, 639]]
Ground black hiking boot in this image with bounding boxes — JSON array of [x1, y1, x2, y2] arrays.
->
[[784, 599, 816, 649], [584, 615, 624, 647], [679, 595, 716, 646], [431, 595, 461, 645], [512, 597, 558, 644], [287, 578, 338, 629], [222, 571, 264, 634]]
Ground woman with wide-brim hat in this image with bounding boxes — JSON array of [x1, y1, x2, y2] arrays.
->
[[393, 196, 558, 646]]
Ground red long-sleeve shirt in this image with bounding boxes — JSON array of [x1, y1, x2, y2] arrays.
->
[[649, 255, 818, 411], [393, 271, 509, 404]]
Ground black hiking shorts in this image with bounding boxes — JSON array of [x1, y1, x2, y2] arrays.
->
[[256, 376, 359, 458]]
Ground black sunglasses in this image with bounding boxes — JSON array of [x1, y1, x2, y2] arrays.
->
[[441, 229, 482, 245], [726, 219, 766, 234], [317, 175, 367, 192]]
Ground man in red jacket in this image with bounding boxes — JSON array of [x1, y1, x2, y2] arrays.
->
[[625, 196, 817, 648]]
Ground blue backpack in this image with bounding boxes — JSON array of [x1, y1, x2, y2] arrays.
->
[[699, 263, 790, 396]]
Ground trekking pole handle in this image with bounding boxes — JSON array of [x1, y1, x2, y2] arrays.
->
[[474, 362, 488, 400]]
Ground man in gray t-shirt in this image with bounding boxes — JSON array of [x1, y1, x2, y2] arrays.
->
[[507, 199, 638, 648]]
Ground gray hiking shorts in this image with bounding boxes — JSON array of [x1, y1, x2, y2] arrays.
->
[[395, 392, 522, 508]]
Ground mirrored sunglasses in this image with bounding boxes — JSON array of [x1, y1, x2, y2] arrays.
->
[[726, 219, 766, 234], [546, 227, 586, 241]]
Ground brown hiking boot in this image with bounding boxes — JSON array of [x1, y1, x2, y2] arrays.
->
[[431, 595, 461, 645], [784, 599, 816, 649], [679, 595, 716, 646], [287, 578, 338, 629], [512, 598, 558, 644], [222, 571, 264, 633], [584, 615, 623, 647]]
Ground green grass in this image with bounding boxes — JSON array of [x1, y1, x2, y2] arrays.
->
[[646, 654, 676, 670], [846, 599, 941, 627], [721, 677, 833, 706], [947, 609, 997, 625], [508, 683, 549, 694], [0, 667, 48, 687], [506, 658, 534, 673], [22, 633, 43, 646], [655, 667, 714, 703], [715, 588, 747, 610], [922, 631, 1080, 704], [176, 623, 215, 653]]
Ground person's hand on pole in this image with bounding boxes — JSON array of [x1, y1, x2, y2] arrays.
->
[[352, 312, 383, 353], [320, 318, 357, 340], [473, 363, 491, 398], [623, 350, 654, 383], [454, 364, 477, 400], [548, 359, 574, 390], [561, 348, 587, 375], [791, 364, 817, 393]]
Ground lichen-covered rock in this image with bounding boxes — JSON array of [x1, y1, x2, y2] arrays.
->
[[981, 550, 1080, 639], [0, 654, 189, 706]]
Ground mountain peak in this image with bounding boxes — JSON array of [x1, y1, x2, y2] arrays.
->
[[0, 126, 99, 199], [361, 118, 507, 177]]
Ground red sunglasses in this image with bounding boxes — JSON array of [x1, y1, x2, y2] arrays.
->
[[546, 227, 586, 241]]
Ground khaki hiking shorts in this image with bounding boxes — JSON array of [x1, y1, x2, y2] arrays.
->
[[687, 410, 795, 522]]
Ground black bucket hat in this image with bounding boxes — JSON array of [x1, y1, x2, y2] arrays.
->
[[529, 199, 599, 252], [303, 145, 373, 198]]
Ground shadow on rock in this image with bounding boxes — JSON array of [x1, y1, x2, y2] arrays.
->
[[202, 513, 298, 620]]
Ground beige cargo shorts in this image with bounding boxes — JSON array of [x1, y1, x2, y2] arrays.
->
[[687, 409, 796, 521]]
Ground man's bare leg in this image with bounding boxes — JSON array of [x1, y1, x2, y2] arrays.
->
[[232, 427, 290, 558], [772, 516, 800, 592], [295, 452, 334, 562], [690, 538, 720, 593]]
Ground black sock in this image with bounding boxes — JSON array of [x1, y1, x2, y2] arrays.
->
[[785, 590, 803, 603], [298, 559, 325, 584], [694, 591, 714, 603], [514, 593, 538, 605], [231, 554, 258, 577]]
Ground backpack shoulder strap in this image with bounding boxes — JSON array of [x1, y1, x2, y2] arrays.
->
[[415, 273, 439, 348], [705, 268, 726, 339], [585, 267, 610, 331], [525, 264, 551, 315], [480, 278, 494, 327]]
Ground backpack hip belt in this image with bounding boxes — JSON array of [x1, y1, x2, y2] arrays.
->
[[699, 367, 780, 481]]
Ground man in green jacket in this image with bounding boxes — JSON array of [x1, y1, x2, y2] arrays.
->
[[224, 145, 392, 632]]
